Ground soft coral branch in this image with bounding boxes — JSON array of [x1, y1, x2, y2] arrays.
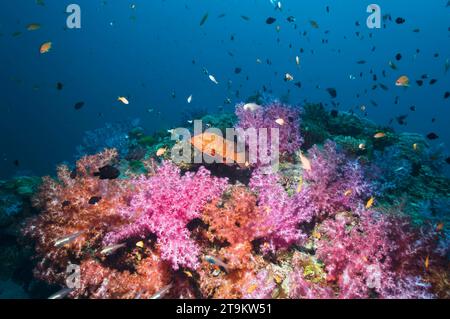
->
[[104, 161, 228, 270]]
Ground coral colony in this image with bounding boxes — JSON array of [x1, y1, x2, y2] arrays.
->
[[9, 101, 448, 299]]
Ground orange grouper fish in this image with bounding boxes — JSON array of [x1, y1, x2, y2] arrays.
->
[[190, 132, 247, 167]]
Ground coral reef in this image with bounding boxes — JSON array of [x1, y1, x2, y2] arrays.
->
[[9, 100, 448, 299]]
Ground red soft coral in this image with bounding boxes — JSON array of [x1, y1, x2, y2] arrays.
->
[[24, 149, 130, 284]]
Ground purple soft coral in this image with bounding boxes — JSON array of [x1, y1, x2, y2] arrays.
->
[[104, 161, 228, 270], [302, 140, 373, 219], [235, 102, 302, 155]]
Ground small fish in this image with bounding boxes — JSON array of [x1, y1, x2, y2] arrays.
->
[[284, 73, 294, 82], [243, 103, 261, 112], [374, 132, 386, 139], [344, 189, 352, 197], [295, 56, 300, 66], [266, 17, 276, 25], [241, 15, 250, 21], [436, 223, 444, 232], [199, 13, 209, 26], [54, 231, 85, 248], [135, 241, 144, 248], [429, 79, 437, 85], [88, 196, 102, 205], [56, 82, 63, 90], [94, 165, 120, 180], [187, 94, 192, 104], [73, 101, 84, 110], [426, 132, 439, 140], [100, 243, 126, 255], [388, 61, 398, 70], [310, 20, 319, 29], [413, 143, 419, 151], [275, 118, 285, 126], [296, 176, 303, 193], [27, 23, 41, 31], [40, 41, 52, 54], [118, 96, 129, 105], [209, 74, 219, 84], [425, 256, 430, 270], [365, 197, 375, 209], [395, 76, 410, 87], [299, 151, 312, 171], [395, 17, 406, 24], [48, 287, 74, 299], [274, 1, 282, 10], [326, 88, 337, 98], [396, 114, 408, 125], [247, 284, 258, 294], [204, 255, 229, 273], [156, 148, 166, 157], [358, 143, 366, 150], [183, 270, 193, 278], [150, 283, 173, 299], [312, 231, 321, 239]]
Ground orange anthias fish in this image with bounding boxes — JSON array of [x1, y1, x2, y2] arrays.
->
[[374, 132, 386, 139], [27, 23, 41, 31], [425, 256, 430, 270], [299, 151, 312, 171], [365, 196, 375, 209], [40, 41, 52, 54], [190, 132, 247, 167], [395, 75, 410, 87], [156, 148, 166, 157]]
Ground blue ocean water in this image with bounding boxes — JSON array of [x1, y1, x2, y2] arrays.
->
[[0, 0, 449, 179]]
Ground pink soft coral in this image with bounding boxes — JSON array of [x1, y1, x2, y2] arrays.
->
[[104, 161, 228, 270], [315, 209, 437, 299], [249, 169, 308, 252]]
